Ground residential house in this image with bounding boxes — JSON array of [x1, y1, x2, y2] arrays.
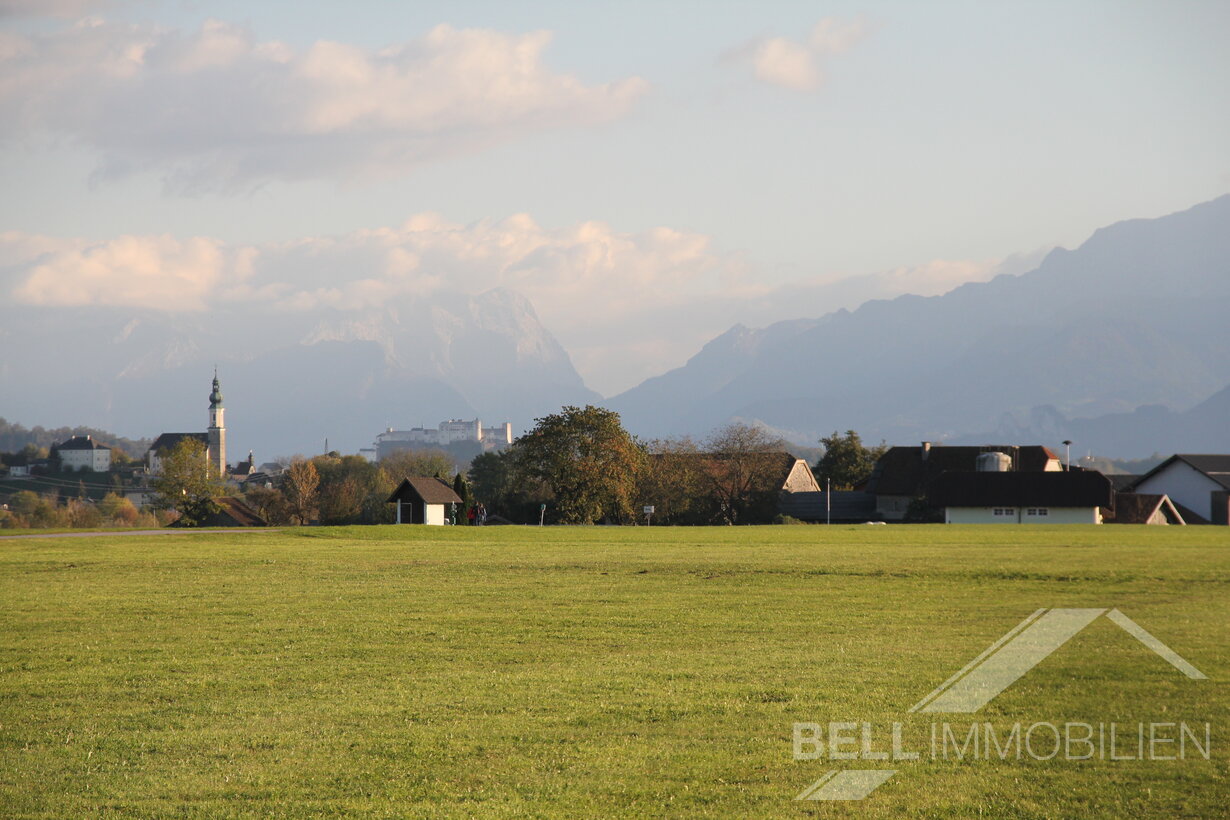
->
[[54, 435, 112, 472], [1105, 493, 1186, 525], [863, 443, 1062, 521], [1128, 455, 1230, 525]]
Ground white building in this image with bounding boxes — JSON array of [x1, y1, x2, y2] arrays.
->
[[146, 372, 229, 477], [55, 435, 112, 472], [373, 419, 513, 461], [929, 470, 1114, 524], [1131, 455, 1230, 525]]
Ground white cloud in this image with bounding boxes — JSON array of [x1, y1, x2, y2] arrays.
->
[[727, 17, 869, 92], [0, 19, 647, 192], [8, 234, 243, 311], [0, 218, 1010, 396]]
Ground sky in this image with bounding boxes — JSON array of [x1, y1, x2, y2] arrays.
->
[[2, 0, 1228, 396]]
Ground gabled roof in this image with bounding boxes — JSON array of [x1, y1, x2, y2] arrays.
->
[[1107, 474, 1140, 491], [1108, 493, 1185, 525], [148, 433, 209, 454], [56, 435, 111, 451], [865, 445, 1059, 497], [387, 476, 463, 505], [929, 471, 1113, 509], [1132, 454, 1230, 492], [210, 497, 267, 527]]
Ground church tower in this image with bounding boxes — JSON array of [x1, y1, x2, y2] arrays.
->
[[207, 370, 226, 477]]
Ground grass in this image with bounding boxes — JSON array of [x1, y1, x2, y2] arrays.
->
[[1, 524, 1227, 818]]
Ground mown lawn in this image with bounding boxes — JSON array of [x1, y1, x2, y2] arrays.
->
[[1, 525, 1227, 818]]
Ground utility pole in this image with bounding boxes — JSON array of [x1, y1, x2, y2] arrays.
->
[[826, 478, 831, 525]]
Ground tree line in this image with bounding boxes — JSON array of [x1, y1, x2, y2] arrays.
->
[[2, 405, 885, 529]]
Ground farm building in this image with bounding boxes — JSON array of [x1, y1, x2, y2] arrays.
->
[[929, 470, 1114, 524]]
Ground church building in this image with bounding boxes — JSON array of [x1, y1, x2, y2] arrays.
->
[[146, 371, 228, 476]]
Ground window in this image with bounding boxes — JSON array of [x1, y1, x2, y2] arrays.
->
[[1026, 508, 1049, 517], [993, 508, 1014, 517]]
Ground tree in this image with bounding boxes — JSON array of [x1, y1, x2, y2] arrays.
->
[[637, 436, 707, 525], [515, 405, 644, 525], [452, 472, 473, 523], [699, 423, 789, 524], [379, 449, 456, 482], [243, 484, 292, 526], [283, 458, 320, 525], [151, 438, 226, 526], [311, 454, 392, 525], [98, 492, 138, 526], [468, 449, 543, 523], [813, 430, 887, 490]]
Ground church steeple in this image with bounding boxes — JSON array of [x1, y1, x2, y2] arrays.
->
[[207, 368, 226, 477], [210, 368, 224, 409]]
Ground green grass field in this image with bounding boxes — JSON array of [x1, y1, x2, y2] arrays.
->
[[2, 525, 1227, 818]]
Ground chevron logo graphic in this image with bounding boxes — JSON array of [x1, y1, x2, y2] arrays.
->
[[796, 607, 1208, 802]]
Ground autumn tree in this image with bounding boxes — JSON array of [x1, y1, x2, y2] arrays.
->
[[698, 422, 788, 524], [813, 430, 887, 490], [379, 449, 456, 483], [514, 405, 644, 525], [637, 436, 708, 524], [283, 458, 320, 525], [243, 483, 292, 526], [151, 438, 225, 526], [311, 454, 393, 525]]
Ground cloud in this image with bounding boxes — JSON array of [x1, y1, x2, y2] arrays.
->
[[0, 219, 1013, 396], [5, 233, 249, 310], [0, 0, 108, 18], [726, 17, 869, 92], [0, 19, 647, 193]]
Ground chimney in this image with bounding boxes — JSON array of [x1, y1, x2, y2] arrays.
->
[[921, 441, 931, 461]]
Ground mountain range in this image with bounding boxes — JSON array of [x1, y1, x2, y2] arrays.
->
[[0, 289, 597, 459], [1, 195, 1227, 461], [609, 194, 1230, 454]]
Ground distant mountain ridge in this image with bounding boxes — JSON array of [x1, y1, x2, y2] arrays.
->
[[609, 195, 1230, 452], [0, 288, 598, 459]]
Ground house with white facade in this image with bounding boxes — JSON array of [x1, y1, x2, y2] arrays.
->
[[863, 443, 1063, 521], [1130, 455, 1230, 525], [386, 477, 463, 525], [54, 435, 112, 472], [929, 470, 1114, 524]]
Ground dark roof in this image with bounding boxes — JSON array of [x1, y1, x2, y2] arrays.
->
[[865, 445, 1059, 497], [208, 497, 267, 527], [1107, 474, 1140, 491], [387, 477, 463, 505], [148, 433, 209, 454], [57, 435, 111, 451], [929, 471, 1113, 509], [1132, 454, 1230, 492], [778, 491, 877, 523], [1107, 493, 1184, 525]]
